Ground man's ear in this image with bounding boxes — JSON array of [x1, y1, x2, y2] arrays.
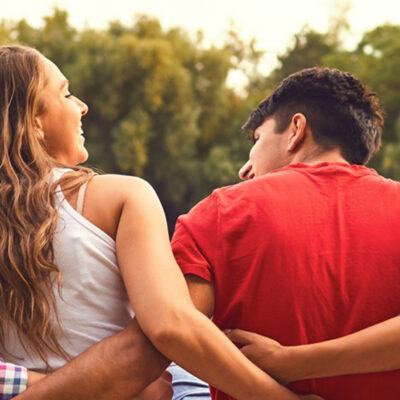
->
[[287, 113, 307, 152], [34, 117, 45, 140]]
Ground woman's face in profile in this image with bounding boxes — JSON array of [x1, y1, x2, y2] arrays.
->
[[35, 57, 89, 166]]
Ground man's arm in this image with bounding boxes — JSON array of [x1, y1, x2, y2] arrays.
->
[[185, 274, 215, 318], [225, 315, 400, 384], [3, 356, 171, 400], [16, 319, 170, 400], [26, 371, 46, 387]]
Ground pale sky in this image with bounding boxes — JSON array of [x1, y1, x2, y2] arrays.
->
[[1, 0, 399, 85]]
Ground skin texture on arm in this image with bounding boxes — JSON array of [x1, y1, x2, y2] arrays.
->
[[27, 370, 46, 386], [15, 319, 170, 400], [25, 368, 172, 400], [225, 315, 400, 384]]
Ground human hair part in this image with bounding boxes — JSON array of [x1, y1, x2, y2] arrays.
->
[[242, 67, 384, 165], [0, 45, 93, 368]]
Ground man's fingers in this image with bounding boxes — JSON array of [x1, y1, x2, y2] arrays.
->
[[224, 328, 260, 345]]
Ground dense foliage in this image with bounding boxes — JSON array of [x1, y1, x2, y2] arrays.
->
[[1, 9, 400, 230]]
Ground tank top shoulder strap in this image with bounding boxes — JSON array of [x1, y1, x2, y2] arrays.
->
[[52, 168, 71, 204], [76, 182, 88, 215], [52, 167, 72, 182]]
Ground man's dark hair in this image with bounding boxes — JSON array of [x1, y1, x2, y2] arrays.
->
[[242, 67, 384, 165]]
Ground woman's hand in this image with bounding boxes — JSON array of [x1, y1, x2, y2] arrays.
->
[[225, 329, 299, 385]]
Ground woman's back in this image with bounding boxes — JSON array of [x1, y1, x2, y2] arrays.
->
[[1, 169, 133, 371]]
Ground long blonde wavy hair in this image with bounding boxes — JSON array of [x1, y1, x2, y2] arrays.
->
[[0, 45, 94, 367]]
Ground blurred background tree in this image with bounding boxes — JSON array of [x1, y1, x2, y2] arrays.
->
[[1, 8, 400, 231]]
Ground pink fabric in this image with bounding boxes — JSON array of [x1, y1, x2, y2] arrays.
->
[[0, 359, 27, 399]]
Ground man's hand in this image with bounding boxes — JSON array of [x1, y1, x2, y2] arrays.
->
[[225, 329, 297, 384], [133, 370, 172, 400]]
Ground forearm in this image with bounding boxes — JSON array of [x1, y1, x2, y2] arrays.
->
[[117, 182, 304, 400], [148, 307, 301, 400], [16, 319, 170, 400], [289, 316, 400, 380], [27, 370, 46, 386]]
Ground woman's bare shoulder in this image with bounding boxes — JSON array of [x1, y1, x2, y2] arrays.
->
[[83, 174, 160, 240], [90, 174, 157, 202]]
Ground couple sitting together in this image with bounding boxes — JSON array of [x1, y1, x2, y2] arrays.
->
[[0, 45, 399, 400]]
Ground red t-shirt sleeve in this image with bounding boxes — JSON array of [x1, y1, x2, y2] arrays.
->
[[171, 192, 220, 283]]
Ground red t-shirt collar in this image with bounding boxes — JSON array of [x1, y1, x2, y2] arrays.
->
[[270, 161, 378, 176]]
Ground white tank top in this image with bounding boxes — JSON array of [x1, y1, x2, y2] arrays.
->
[[1, 168, 134, 371]]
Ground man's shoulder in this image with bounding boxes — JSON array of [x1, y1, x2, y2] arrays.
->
[[212, 168, 294, 199], [211, 179, 260, 203]]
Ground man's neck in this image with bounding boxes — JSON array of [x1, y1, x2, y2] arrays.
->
[[290, 148, 349, 166]]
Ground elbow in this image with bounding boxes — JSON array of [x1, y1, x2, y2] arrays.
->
[[144, 307, 196, 355]]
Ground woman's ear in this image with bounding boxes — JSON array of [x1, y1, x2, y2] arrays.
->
[[34, 117, 45, 140], [287, 113, 307, 152]]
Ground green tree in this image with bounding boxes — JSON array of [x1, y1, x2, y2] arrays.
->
[[4, 8, 400, 229], [324, 24, 400, 176], [1, 9, 256, 230]]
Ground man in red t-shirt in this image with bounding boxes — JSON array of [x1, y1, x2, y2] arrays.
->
[[171, 67, 400, 400]]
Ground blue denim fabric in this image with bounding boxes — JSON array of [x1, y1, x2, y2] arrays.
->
[[169, 363, 211, 400]]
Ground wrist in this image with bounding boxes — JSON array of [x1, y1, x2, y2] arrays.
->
[[247, 368, 301, 400], [290, 339, 344, 381], [28, 370, 47, 386], [284, 345, 314, 382]]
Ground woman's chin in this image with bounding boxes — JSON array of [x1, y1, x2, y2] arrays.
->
[[75, 146, 89, 165]]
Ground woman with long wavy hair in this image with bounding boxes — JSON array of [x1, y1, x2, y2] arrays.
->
[[0, 45, 318, 400]]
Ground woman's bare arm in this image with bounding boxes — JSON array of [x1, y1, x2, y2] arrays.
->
[[226, 315, 400, 384], [114, 175, 312, 400]]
